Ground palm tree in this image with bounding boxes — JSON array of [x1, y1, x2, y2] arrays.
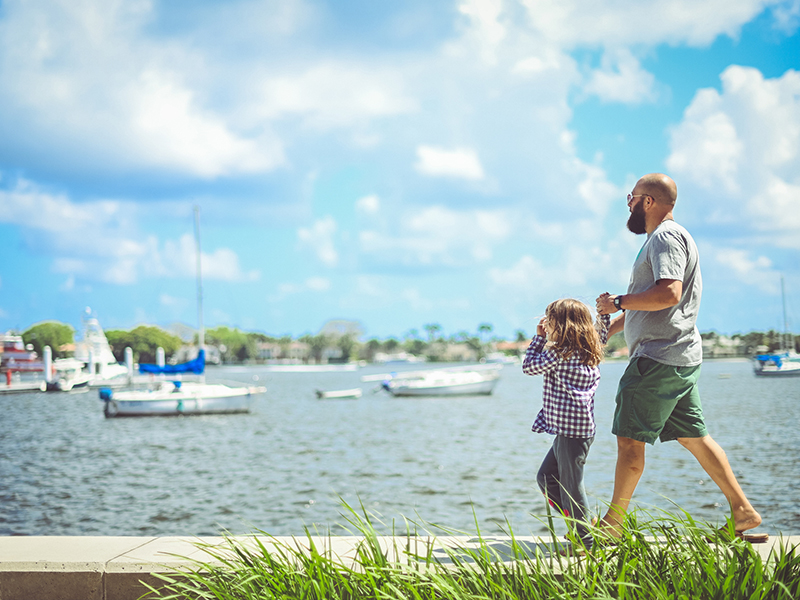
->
[[424, 323, 442, 343]]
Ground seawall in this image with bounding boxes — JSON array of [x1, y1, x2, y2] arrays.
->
[[1, 534, 798, 600]]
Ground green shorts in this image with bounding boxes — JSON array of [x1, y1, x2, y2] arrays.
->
[[612, 357, 708, 445]]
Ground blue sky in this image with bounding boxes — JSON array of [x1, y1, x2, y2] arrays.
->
[[0, 0, 798, 341]]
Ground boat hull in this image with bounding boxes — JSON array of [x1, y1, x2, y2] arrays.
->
[[753, 365, 800, 377], [316, 388, 362, 399], [102, 383, 266, 417], [388, 378, 498, 396], [752, 352, 800, 377]]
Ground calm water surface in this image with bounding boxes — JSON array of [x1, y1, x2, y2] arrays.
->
[[1, 359, 798, 537]]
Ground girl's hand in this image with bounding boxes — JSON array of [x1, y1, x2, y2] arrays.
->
[[536, 317, 547, 338]]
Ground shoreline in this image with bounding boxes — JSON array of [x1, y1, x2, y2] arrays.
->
[[2, 534, 799, 600]]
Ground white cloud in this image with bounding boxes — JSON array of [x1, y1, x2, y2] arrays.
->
[[359, 205, 511, 266], [414, 145, 485, 180], [60, 275, 75, 292], [252, 62, 418, 130], [520, 0, 777, 48], [356, 194, 380, 215], [298, 216, 338, 266], [159, 294, 188, 308], [666, 90, 744, 193], [583, 49, 658, 104], [306, 277, 331, 291], [162, 234, 260, 282], [771, 0, 800, 33], [711, 247, 781, 292], [457, 0, 506, 64], [667, 66, 800, 245], [0, 1, 284, 178], [0, 179, 258, 284], [270, 276, 332, 301]]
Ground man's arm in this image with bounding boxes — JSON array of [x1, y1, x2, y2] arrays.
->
[[597, 279, 682, 315]]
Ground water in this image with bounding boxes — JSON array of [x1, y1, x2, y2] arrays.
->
[[1, 359, 798, 537]]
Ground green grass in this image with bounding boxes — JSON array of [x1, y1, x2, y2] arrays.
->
[[143, 502, 800, 600]]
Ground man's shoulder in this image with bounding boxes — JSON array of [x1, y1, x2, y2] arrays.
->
[[650, 221, 696, 248]]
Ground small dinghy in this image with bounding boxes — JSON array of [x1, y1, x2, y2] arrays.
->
[[315, 388, 362, 399]]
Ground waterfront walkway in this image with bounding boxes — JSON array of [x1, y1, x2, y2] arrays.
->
[[1, 534, 798, 600]]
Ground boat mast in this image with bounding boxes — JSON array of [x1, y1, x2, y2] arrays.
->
[[781, 275, 788, 352], [194, 206, 204, 355]]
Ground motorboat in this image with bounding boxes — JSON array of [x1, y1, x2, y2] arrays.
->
[[315, 388, 362, 399], [99, 207, 266, 417], [378, 364, 502, 397], [47, 358, 93, 391], [72, 308, 130, 384]]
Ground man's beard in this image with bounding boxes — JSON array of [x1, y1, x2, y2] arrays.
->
[[627, 202, 646, 234]]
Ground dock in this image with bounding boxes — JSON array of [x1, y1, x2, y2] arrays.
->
[[1, 534, 798, 600], [0, 380, 45, 395]]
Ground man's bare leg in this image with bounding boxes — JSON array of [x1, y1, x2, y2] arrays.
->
[[599, 436, 646, 536], [677, 435, 762, 532]]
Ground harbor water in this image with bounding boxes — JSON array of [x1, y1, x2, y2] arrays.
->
[[1, 359, 798, 537]]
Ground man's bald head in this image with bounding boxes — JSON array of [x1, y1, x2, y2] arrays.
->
[[635, 173, 677, 207]]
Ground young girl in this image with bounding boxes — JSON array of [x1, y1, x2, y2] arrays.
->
[[522, 298, 609, 551]]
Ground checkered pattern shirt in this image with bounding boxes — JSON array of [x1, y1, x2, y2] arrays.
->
[[522, 314, 610, 439]]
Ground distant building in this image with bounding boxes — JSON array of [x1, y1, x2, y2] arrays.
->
[[171, 345, 221, 365], [257, 341, 310, 362], [495, 340, 529, 356], [442, 343, 479, 362], [702, 335, 745, 358]]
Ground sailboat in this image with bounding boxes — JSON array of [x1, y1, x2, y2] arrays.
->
[[753, 276, 800, 377], [99, 207, 266, 417]]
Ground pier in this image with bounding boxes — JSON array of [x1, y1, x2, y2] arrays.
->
[[1, 534, 798, 600]]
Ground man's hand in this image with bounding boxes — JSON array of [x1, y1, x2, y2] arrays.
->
[[596, 292, 617, 315]]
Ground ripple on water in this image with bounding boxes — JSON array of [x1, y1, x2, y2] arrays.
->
[[1, 360, 798, 536]]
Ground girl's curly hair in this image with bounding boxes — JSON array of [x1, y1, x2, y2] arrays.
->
[[545, 298, 604, 367]]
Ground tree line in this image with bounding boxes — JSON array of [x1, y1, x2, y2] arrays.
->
[[15, 320, 800, 365]]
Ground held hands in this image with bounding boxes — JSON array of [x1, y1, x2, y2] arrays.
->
[[596, 292, 618, 315]]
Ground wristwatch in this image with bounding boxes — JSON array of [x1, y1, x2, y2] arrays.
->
[[613, 295, 625, 312]]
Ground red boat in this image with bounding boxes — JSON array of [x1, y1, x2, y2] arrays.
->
[[0, 334, 44, 373]]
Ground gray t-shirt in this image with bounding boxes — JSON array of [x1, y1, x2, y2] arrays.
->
[[624, 219, 703, 367]]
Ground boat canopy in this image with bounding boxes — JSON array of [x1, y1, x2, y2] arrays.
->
[[139, 349, 205, 374], [755, 352, 785, 367]]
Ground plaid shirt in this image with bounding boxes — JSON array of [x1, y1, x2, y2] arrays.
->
[[522, 314, 610, 438]]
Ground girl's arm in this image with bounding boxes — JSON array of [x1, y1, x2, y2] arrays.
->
[[522, 335, 559, 376], [597, 313, 611, 345]]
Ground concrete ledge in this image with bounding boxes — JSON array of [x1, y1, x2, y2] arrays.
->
[[2, 535, 798, 600]]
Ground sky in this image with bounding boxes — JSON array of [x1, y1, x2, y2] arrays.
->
[[0, 0, 799, 341]]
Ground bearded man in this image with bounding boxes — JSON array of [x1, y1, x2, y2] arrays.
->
[[596, 173, 766, 542]]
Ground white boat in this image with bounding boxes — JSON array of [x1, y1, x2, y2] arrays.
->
[[99, 207, 266, 417], [73, 308, 130, 384], [100, 378, 260, 417], [753, 351, 800, 377], [379, 364, 502, 397], [315, 388, 362, 399], [47, 357, 93, 391], [753, 277, 800, 377]]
